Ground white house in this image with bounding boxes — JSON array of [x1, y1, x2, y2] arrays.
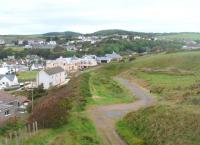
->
[[30, 64, 44, 71], [37, 67, 66, 89], [105, 51, 123, 61], [0, 75, 19, 89], [97, 57, 111, 63], [0, 67, 9, 75]]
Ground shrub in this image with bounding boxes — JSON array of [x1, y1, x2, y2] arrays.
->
[[29, 74, 92, 128]]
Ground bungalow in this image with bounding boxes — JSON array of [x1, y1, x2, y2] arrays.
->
[[37, 66, 66, 89], [0, 75, 19, 89]]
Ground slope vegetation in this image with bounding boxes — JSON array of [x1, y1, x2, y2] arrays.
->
[[117, 51, 200, 145]]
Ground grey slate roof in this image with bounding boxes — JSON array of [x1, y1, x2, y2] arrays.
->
[[0, 75, 15, 81], [44, 66, 64, 75], [105, 51, 122, 60]]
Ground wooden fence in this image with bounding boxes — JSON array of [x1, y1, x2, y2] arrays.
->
[[0, 121, 38, 145]]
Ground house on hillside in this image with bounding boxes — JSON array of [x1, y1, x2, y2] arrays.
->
[[37, 66, 66, 89], [105, 51, 122, 61], [0, 75, 19, 89]]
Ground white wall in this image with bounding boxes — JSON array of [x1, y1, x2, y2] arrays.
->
[[37, 71, 66, 89]]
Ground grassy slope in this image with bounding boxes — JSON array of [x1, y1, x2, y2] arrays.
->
[[158, 33, 200, 40], [117, 51, 200, 145], [117, 104, 200, 145], [22, 114, 103, 145], [17, 73, 103, 145], [19, 62, 136, 145]]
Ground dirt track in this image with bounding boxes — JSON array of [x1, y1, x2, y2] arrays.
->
[[88, 77, 155, 145]]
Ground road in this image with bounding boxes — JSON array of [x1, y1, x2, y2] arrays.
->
[[87, 77, 156, 145]]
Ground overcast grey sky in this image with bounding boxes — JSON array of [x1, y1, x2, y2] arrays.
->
[[0, 0, 199, 34]]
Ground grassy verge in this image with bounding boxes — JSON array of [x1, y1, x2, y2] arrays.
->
[[117, 51, 200, 145], [117, 104, 200, 145], [21, 113, 103, 145], [88, 63, 135, 105], [17, 71, 38, 82]]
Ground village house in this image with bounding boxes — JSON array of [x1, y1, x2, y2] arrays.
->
[[30, 63, 44, 71], [46, 57, 80, 73], [46, 55, 98, 73], [105, 51, 123, 61], [0, 39, 5, 48], [0, 67, 9, 75], [80, 55, 98, 68], [37, 66, 66, 89], [0, 91, 30, 124], [97, 57, 111, 63], [0, 74, 19, 89]]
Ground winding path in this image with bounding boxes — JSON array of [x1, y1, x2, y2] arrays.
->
[[88, 77, 156, 145]]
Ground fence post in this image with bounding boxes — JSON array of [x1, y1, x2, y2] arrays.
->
[[35, 121, 38, 132], [18, 129, 21, 144], [32, 122, 35, 134], [9, 132, 12, 144], [15, 131, 19, 145], [28, 124, 31, 136], [5, 138, 8, 145]]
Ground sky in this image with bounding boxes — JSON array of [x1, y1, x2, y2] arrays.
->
[[0, 0, 200, 34]]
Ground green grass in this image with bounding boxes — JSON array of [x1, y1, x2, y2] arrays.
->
[[17, 71, 38, 82], [21, 113, 103, 145], [117, 51, 200, 145], [15, 72, 103, 145], [127, 51, 200, 103], [132, 51, 200, 72], [88, 63, 135, 105], [131, 71, 198, 102], [158, 33, 200, 40], [117, 104, 200, 145]]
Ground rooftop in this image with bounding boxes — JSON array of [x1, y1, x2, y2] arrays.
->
[[44, 66, 65, 75]]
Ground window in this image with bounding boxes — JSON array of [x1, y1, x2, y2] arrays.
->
[[5, 110, 10, 116]]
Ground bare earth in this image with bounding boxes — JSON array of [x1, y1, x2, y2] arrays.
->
[[87, 77, 156, 145]]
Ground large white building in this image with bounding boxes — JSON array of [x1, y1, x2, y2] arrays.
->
[[37, 66, 66, 89]]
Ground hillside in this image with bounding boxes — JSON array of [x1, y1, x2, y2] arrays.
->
[[43, 31, 82, 37], [90, 29, 154, 37], [117, 104, 200, 145], [158, 32, 200, 40], [117, 51, 200, 145]]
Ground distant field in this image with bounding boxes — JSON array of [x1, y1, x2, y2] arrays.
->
[[0, 35, 44, 41], [17, 71, 38, 82], [158, 33, 200, 40], [5, 47, 25, 51]]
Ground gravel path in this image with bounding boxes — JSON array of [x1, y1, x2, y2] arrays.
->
[[88, 77, 156, 145]]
